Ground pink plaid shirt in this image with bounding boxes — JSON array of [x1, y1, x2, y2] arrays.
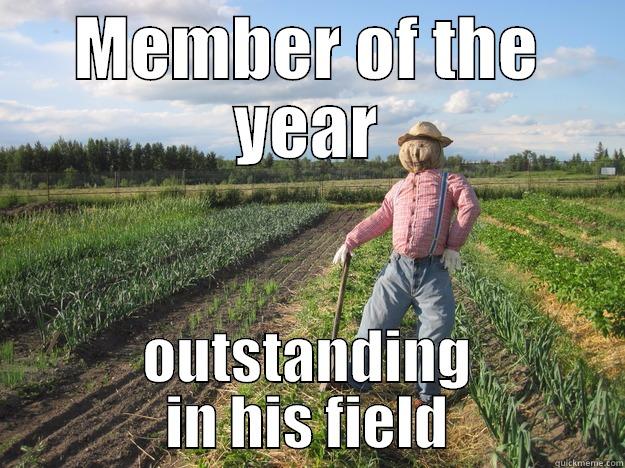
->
[[344, 169, 481, 258]]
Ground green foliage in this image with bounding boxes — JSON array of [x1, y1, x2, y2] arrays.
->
[[0, 194, 19, 210], [324, 187, 387, 203], [0, 199, 327, 347], [457, 265, 625, 460], [479, 194, 625, 335], [454, 305, 536, 467]]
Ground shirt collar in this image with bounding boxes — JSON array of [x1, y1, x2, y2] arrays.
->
[[406, 168, 440, 179]]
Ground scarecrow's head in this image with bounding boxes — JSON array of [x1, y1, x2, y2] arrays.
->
[[397, 121, 452, 173]]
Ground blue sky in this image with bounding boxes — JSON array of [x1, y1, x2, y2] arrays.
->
[[0, 0, 623, 160]]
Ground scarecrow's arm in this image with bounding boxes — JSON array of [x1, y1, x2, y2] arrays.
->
[[343, 185, 396, 251], [447, 174, 481, 251]]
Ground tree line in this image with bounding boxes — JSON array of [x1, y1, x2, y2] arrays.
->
[[0, 138, 623, 189]]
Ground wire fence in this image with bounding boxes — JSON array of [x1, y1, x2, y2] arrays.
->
[[0, 166, 622, 203]]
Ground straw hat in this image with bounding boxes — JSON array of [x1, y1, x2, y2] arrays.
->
[[397, 121, 452, 148]]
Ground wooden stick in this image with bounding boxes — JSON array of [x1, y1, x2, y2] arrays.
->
[[319, 253, 351, 391], [127, 431, 156, 461]]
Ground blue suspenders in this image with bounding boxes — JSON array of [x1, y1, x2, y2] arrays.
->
[[428, 171, 448, 258], [392, 171, 449, 259]]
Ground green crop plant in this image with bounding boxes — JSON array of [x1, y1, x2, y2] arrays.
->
[[263, 280, 278, 297], [205, 296, 223, 318], [454, 305, 536, 467], [0, 341, 13, 364], [241, 279, 255, 299], [0, 200, 327, 348], [477, 195, 625, 335], [457, 264, 625, 460]]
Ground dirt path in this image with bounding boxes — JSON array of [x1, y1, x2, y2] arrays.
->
[[0, 209, 365, 467]]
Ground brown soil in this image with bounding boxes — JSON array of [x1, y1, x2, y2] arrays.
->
[[0, 209, 365, 467], [601, 238, 625, 256]]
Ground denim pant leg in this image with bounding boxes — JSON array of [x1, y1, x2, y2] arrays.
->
[[347, 253, 412, 390], [412, 256, 456, 402]]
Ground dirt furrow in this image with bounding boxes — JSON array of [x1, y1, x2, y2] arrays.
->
[[44, 220, 346, 465], [47, 209, 359, 467], [0, 209, 363, 467]]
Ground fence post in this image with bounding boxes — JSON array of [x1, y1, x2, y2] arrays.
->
[[320, 180, 324, 200], [182, 169, 186, 196], [46, 170, 50, 202], [115, 171, 119, 197]]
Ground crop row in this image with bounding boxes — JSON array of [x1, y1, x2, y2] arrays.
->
[[0, 200, 328, 347], [454, 304, 535, 467], [478, 197, 625, 335], [486, 193, 625, 245], [457, 264, 625, 460]]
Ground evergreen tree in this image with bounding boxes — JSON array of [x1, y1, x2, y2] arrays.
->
[[262, 152, 274, 168], [131, 143, 143, 171], [594, 142, 605, 160], [205, 151, 218, 172], [292, 158, 302, 180]]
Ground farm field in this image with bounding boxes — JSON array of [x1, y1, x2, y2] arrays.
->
[[0, 207, 365, 466], [190, 215, 625, 466], [0, 193, 624, 466], [0, 198, 327, 386], [476, 194, 625, 336]]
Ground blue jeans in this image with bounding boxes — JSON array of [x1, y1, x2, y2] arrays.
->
[[347, 251, 456, 402]]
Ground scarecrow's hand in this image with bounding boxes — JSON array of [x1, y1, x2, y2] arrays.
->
[[442, 248, 461, 274], [333, 243, 352, 266]]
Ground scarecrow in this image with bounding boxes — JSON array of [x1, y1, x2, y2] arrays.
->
[[332, 121, 481, 407]]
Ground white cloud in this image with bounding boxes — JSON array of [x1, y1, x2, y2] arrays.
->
[[0, 99, 235, 148], [0, 94, 434, 156], [502, 114, 537, 126], [31, 78, 60, 90], [560, 119, 625, 137], [485, 92, 513, 107], [536, 46, 614, 79], [453, 118, 625, 158], [2, 98, 624, 159], [443, 89, 513, 114], [443, 89, 475, 114], [0, 0, 238, 29], [80, 54, 439, 105], [0, 30, 73, 54]]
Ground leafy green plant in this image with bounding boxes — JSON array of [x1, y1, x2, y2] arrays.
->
[[478, 195, 625, 335]]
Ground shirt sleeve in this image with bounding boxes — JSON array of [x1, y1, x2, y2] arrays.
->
[[446, 173, 481, 251], [344, 182, 398, 251]]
